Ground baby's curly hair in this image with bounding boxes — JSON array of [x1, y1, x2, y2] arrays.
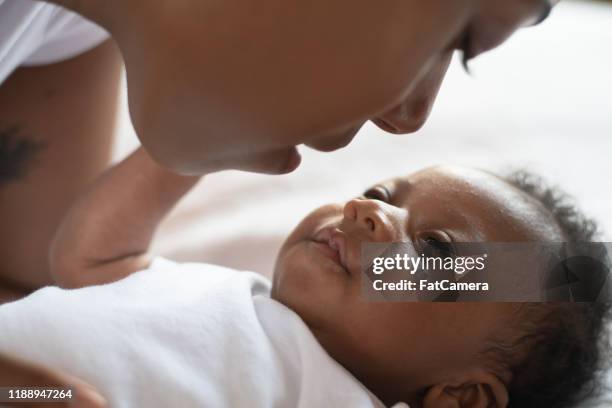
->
[[487, 170, 612, 408]]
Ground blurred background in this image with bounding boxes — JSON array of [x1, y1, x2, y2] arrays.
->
[[112, 0, 612, 277]]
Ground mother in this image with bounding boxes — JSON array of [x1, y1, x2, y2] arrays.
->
[[0, 0, 553, 296]]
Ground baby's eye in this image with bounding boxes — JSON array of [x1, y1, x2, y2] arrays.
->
[[417, 232, 455, 257], [363, 186, 391, 203]]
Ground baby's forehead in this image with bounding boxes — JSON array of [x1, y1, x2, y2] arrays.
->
[[378, 165, 512, 198], [380, 166, 564, 240]]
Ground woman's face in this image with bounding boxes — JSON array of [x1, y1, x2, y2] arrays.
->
[[120, 0, 553, 174]]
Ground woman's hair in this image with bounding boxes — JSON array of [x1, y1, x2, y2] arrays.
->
[[485, 170, 611, 408]]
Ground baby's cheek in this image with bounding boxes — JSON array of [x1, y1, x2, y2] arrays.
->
[[274, 245, 321, 303], [286, 204, 344, 242]]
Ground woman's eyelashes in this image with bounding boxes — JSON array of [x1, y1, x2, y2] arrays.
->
[[458, 27, 475, 72], [362, 186, 392, 203]]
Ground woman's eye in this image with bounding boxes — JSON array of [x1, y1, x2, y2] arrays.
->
[[449, 25, 475, 72], [363, 186, 391, 203], [458, 29, 475, 71]]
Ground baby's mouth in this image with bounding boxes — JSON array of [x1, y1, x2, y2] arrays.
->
[[312, 227, 350, 274]]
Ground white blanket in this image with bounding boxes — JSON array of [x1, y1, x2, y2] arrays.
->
[[0, 259, 395, 408]]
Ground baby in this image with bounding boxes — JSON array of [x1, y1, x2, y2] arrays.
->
[[0, 148, 609, 408]]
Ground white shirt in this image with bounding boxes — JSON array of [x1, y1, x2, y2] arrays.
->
[[0, 259, 400, 408], [0, 0, 108, 84]]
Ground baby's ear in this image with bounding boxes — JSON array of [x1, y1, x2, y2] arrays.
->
[[421, 371, 508, 408]]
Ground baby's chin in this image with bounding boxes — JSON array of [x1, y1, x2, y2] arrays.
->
[[269, 249, 301, 305], [270, 248, 340, 317], [269, 259, 286, 302]]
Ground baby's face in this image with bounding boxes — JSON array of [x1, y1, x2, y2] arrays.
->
[[271, 165, 563, 403]]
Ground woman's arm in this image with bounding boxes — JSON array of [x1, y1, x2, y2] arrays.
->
[[49, 148, 200, 288], [0, 39, 122, 291]]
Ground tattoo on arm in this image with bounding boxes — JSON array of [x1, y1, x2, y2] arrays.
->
[[0, 127, 45, 186]]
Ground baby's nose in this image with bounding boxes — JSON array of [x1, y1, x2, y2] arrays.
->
[[343, 199, 403, 242]]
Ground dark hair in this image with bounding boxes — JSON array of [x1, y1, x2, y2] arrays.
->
[[504, 170, 600, 242], [488, 170, 611, 408]]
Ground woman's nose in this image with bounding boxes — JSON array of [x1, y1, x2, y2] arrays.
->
[[373, 98, 431, 134], [343, 199, 400, 242], [373, 51, 452, 134]]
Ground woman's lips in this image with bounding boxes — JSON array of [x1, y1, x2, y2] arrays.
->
[[305, 124, 363, 152], [372, 118, 399, 134]]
